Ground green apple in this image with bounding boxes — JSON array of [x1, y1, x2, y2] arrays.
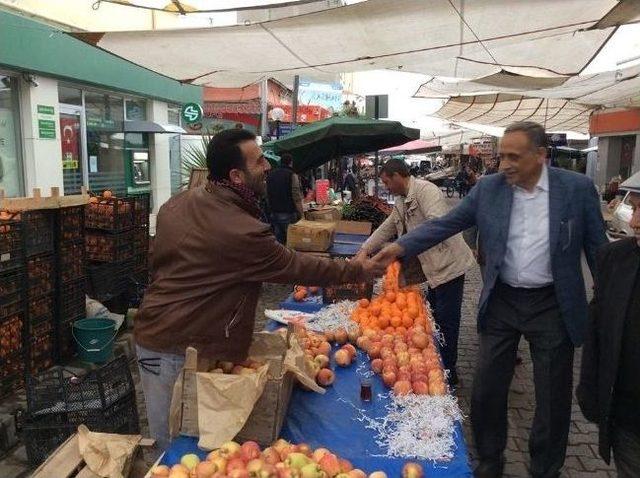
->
[[301, 463, 323, 478], [286, 453, 312, 470], [180, 453, 200, 470]]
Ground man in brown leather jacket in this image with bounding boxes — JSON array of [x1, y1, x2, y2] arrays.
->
[[135, 128, 383, 448]]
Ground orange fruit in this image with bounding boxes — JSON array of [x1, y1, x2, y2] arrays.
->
[[386, 292, 396, 303], [359, 298, 370, 308], [390, 315, 402, 328], [378, 315, 390, 329], [369, 304, 381, 317], [407, 306, 419, 319], [402, 314, 414, 328], [396, 326, 407, 335], [385, 326, 396, 334]]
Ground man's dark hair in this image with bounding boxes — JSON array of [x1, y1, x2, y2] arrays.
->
[[380, 158, 410, 178], [280, 153, 293, 167], [504, 121, 548, 150], [206, 128, 256, 181]]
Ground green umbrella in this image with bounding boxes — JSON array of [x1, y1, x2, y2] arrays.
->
[[263, 116, 420, 173], [263, 149, 281, 167]]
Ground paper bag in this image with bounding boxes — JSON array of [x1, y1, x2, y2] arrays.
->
[[196, 364, 270, 450], [77, 425, 141, 478]]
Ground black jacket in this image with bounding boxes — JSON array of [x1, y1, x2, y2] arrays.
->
[[576, 237, 640, 464]]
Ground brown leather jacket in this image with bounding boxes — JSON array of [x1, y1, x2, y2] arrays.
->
[[135, 183, 363, 361]]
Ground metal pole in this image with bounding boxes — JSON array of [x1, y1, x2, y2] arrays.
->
[[260, 78, 269, 137], [374, 95, 380, 196], [292, 75, 300, 127]]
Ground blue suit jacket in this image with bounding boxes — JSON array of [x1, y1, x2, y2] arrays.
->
[[397, 168, 607, 345]]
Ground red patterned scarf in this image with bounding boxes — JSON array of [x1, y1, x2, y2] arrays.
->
[[210, 179, 263, 219]]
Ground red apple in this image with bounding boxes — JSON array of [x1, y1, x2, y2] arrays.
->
[[316, 368, 335, 386], [318, 453, 341, 477], [342, 344, 357, 360], [339, 459, 353, 473], [334, 349, 351, 367], [261, 447, 280, 465], [335, 328, 348, 345], [368, 344, 381, 359], [241, 441, 262, 462], [227, 458, 247, 473]]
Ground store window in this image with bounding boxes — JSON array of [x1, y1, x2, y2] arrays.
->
[[125, 99, 147, 121], [167, 103, 181, 126], [58, 86, 82, 106], [0, 75, 23, 197], [85, 92, 126, 196]]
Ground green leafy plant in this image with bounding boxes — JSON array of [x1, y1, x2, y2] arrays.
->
[[180, 125, 224, 189]]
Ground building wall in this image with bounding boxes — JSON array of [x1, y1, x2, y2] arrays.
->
[[148, 100, 171, 213]]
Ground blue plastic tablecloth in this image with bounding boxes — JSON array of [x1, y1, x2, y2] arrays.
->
[[160, 321, 471, 477], [279, 291, 324, 313], [329, 233, 369, 257]]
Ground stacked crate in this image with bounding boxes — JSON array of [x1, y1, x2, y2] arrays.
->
[[0, 212, 26, 397], [131, 194, 150, 290], [55, 206, 87, 361], [24, 211, 56, 375], [85, 195, 134, 303]]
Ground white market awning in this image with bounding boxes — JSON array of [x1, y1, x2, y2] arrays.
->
[[72, 0, 633, 87]]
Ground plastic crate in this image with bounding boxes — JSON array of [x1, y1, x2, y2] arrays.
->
[[58, 241, 86, 283], [323, 282, 373, 304], [24, 210, 55, 257], [0, 268, 24, 299], [0, 215, 24, 273], [58, 278, 86, 322], [29, 320, 54, 374], [54, 314, 81, 362], [0, 295, 23, 321], [130, 194, 150, 227], [0, 314, 24, 358], [57, 206, 85, 242], [1, 351, 26, 398], [27, 294, 54, 330], [133, 227, 149, 254], [86, 230, 134, 263], [87, 261, 132, 302], [85, 196, 134, 232], [27, 255, 55, 298]]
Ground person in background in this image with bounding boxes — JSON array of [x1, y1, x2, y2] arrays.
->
[[372, 121, 607, 478], [455, 166, 469, 198], [266, 153, 304, 244], [577, 173, 640, 478], [135, 129, 385, 449], [344, 167, 359, 200], [356, 159, 475, 385], [484, 157, 500, 175]]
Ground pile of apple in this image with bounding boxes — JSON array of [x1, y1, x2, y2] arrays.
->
[[359, 326, 447, 396], [149, 439, 425, 478], [296, 327, 357, 388], [293, 285, 320, 302], [208, 359, 265, 375]]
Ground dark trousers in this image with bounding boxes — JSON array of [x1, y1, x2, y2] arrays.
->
[[612, 426, 640, 478], [471, 281, 574, 478], [271, 212, 299, 244], [428, 274, 465, 374]]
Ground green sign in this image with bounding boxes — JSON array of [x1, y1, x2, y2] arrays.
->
[[37, 104, 55, 115], [38, 119, 56, 139], [181, 103, 203, 124]]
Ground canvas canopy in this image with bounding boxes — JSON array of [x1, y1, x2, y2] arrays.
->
[[97, 0, 328, 13], [72, 0, 635, 87]]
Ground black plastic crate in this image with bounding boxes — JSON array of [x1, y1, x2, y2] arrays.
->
[[0, 314, 24, 358], [55, 314, 81, 362], [57, 206, 85, 242], [23, 210, 54, 257], [87, 261, 132, 302], [27, 294, 54, 330], [0, 295, 23, 321], [58, 278, 85, 322], [29, 320, 54, 374], [27, 254, 55, 298], [22, 393, 138, 466], [0, 214, 24, 273], [85, 196, 134, 232], [0, 268, 24, 299], [1, 350, 26, 398], [133, 227, 149, 254], [58, 241, 86, 283], [86, 230, 133, 263], [130, 194, 150, 227], [26, 356, 136, 415]]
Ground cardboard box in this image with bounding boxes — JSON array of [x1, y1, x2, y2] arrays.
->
[[335, 220, 372, 235], [305, 206, 342, 222], [287, 220, 335, 252]]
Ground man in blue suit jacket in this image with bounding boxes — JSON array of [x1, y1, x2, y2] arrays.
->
[[374, 122, 607, 478]]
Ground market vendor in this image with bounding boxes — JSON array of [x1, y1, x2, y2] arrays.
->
[[356, 159, 475, 386], [134, 128, 384, 449]]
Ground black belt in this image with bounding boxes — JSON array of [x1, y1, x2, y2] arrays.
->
[[496, 278, 554, 294]]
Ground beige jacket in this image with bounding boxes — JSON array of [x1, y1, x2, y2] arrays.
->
[[363, 177, 475, 289]]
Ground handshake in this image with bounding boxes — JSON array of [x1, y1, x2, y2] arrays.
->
[[350, 243, 406, 282]]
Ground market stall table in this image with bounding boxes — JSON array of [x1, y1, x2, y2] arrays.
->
[[157, 314, 472, 477]]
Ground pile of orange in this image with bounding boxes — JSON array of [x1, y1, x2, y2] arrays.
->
[[351, 262, 433, 335]]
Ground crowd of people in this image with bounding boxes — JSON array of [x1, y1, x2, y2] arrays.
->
[[133, 121, 639, 478]]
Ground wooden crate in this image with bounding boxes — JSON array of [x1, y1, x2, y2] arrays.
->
[[0, 187, 89, 211], [30, 433, 154, 478], [178, 333, 296, 448]]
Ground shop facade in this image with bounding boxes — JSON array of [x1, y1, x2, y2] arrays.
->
[[590, 108, 640, 190], [0, 10, 202, 212]]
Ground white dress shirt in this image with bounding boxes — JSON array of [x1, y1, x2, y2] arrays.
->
[[500, 166, 553, 288]]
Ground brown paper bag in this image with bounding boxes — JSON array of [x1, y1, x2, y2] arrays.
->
[[77, 425, 141, 478]]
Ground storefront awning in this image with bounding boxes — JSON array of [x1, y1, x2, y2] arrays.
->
[[123, 121, 187, 134]]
